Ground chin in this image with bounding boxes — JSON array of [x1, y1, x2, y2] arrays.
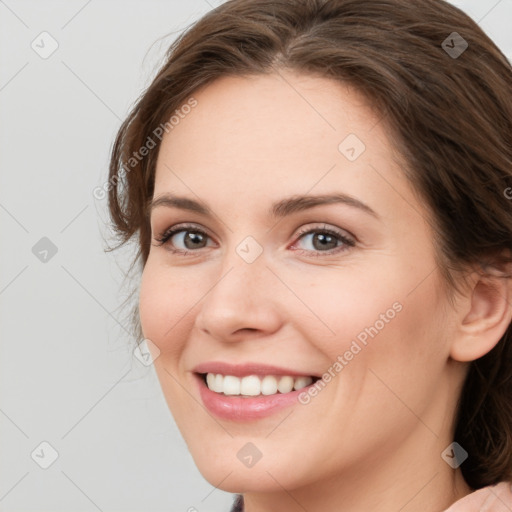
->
[[186, 435, 314, 494]]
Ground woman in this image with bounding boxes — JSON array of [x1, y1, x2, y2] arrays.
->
[[106, 0, 512, 510]]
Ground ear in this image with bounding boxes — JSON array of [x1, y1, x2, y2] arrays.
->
[[450, 268, 512, 362]]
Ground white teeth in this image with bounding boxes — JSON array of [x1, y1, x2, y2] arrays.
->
[[206, 372, 216, 391], [204, 373, 314, 396], [261, 375, 278, 395], [277, 376, 294, 393], [293, 376, 313, 390], [240, 375, 261, 396], [214, 374, 224, 393], [223, 375, 240, 395]]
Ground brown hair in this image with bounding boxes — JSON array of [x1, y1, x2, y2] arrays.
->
[[107, 0, 512, 489]]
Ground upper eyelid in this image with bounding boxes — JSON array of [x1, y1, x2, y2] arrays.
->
[[154, 222, 214, 240], [153, 222, 349, 237]]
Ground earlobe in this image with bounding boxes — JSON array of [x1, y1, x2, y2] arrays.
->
[[450, 273, 512, 362]]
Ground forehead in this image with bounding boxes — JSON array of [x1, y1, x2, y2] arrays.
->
[[157, 71, 380, 173], [152, 71, 417, 222]]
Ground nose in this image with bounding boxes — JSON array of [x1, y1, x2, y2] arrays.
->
[[194, 250, 283, 343]]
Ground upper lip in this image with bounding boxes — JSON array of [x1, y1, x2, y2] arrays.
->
[[192, 361, 320, 378]]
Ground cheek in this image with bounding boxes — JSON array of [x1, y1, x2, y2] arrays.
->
[[138, 260, 202, 417], [307, 260, 449, 398], [138, 259, 199, 357], [294, 267, 405, 358], [296, 270, 450, 464], [335, 268, 452, 422]]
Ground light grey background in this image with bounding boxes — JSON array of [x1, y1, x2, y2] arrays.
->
[[1, 1, 511, 511]]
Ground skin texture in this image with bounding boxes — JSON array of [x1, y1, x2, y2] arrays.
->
[[139, 70, 512, 512]]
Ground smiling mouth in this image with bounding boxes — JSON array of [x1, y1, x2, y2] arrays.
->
[[199, 372, 321, 397]]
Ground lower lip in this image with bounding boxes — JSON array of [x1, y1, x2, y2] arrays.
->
[[195, 374, 314, 421]]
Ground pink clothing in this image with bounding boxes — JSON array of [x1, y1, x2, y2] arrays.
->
[[444, 481, 512, 511]]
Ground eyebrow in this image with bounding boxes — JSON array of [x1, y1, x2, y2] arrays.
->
[[149, 192, 380, 220]]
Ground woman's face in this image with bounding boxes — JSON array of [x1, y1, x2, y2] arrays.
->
[[140, 71, 465, 496]]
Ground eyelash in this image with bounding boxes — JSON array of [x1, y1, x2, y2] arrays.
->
[[153, 223, 356, 257]]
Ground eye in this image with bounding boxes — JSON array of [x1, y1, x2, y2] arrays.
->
[[290, 224, 355, 257], [153, 223, 214, 254], [153, 223, 356, 257]]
